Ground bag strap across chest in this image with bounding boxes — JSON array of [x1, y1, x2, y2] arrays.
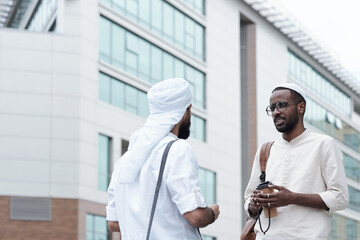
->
[[259, 141, 274, 182]]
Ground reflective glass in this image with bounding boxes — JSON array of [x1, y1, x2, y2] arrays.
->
[[199, 167, 216, 205], [100, 0, 205, 60], [191, 114, 206, 141], [99, 17, 111, 62], [99, 16, 205, 109], [348, 186, 360, 212], [98, 134, 111, 191], [28, 0, 58, 32], [99, 73, 110, 103], [86, 214, 109, 240], [288, 51, 351, 116], [112, 25, 125, 69], [305, 98, 360, 153], [111, 80, 125, 109], [202, 236, 216, 240], [178, 0, 205, 15], [99, 72, 149, 118], [125, 85, 138, 114], [343, 154, 360, 182]]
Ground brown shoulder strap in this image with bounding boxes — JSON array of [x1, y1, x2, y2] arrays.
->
[[259, 141, 274, 182]]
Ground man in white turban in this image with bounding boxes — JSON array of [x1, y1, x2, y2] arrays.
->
[[106, 78, 220, 240]]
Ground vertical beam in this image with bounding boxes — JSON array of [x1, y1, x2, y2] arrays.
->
[[240, 16, 257, 226]]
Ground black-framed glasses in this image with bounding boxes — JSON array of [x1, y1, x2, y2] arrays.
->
[[265, 101, 298, 116]]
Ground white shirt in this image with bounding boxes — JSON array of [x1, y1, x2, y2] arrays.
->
[[244, 129, 349, 240], [107, 133, 206, 240]]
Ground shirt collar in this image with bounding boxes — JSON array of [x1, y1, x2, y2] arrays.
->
[[280, 128, 309, 145]]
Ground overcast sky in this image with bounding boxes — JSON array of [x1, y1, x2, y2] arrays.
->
[[277, 0, 360, 82]]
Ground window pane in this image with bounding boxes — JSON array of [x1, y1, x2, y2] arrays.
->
[[99, 73, 110, 103], [98, 134, 111, 191], [138, 91, 149, 118], [163, 53, 174, 79], [199, 168, 216, 205], [112, 24, 125, 69], [99, 17, 111, 62], [111, 79, 125, 109], [125, 85, 138, 114], [139, 41, 151, 82], [150, 46, 162, 83], [101, 0, 205, 60]]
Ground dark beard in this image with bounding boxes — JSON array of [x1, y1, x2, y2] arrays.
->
[[178, 115, 191, 139], [274, 111, 299, 133]]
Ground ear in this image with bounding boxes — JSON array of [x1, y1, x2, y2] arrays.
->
[[298, 102, 306, 115]]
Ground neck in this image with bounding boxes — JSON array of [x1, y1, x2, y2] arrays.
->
[[282, 124, 306, 142], [171, 125, 179, 137]]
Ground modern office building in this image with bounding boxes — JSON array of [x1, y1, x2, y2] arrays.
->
[[0, 0, 359, 239]]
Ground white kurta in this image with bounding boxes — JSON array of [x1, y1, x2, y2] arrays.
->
[[107, 133, 206, 240], [244, 129, 349, 240]]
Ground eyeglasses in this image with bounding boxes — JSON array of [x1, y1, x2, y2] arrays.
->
[[266, 101, 298, 116]]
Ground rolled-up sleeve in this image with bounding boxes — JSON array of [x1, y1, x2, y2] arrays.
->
[[166, 140, 207, 215], [319, 138, 349, 215], [244, 148, 261, 217], [106, 161, 120, 221]]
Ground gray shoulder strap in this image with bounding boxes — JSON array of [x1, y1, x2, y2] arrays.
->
[[146, 140, 177, 240]]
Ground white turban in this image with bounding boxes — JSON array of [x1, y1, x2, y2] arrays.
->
[[117, 78, 192, 183]]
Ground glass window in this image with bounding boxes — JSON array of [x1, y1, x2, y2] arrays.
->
[[343, 153, 360, 182], [86, 214, 109, 240], [305, 98, 360, 153], [98, 134, 111, 191], [100, 0, 205, 61], [287, 50, 351, 117], [139, 41, 151, 82], [125, 85, 138, 114], [348, 186, 360, 212], [99, 16, 206, 109], [27, 0, 58, 32], [178, 0, 205, 15], [112, 24, 125, 69], [202, 235, 216, 240], [99, 17, 111, 62], [163, 3, 174, 41], [111, 79, 125, 109], [150, 46, 162, 83], [199, 167, 216, 205], [99, 73, 111, 103], [191, 114, 206, 141], [99, 72, 149, 118]]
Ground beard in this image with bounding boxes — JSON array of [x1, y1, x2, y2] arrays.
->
[[178, 114, 191, 139], [274, 111, 299, 133]]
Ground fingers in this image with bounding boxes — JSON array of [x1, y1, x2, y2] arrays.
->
[[269, 184, 282, 190]]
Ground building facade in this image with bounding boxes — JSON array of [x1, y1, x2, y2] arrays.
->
[[0, 0, 359, 239]]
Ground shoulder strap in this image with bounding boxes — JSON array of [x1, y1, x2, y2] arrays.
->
[[259, 141, 274, 182], [146, 140, 177, 240]]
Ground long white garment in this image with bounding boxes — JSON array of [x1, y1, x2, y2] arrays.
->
[[244, 129, 349, 240], [107, 133, 206, 240]]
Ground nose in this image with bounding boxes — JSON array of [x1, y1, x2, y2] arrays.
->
[[272, 107, 281, 116]]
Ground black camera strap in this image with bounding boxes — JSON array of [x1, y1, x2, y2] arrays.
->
[[257, 141, 274, 235]]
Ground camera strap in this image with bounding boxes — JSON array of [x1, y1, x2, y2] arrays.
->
[[258, 141, 274, 235]]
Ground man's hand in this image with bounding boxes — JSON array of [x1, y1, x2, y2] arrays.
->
[[252, 184, 329, 210], [252, 184, 293, 208], [248, 190, 263, 217], [209, 204, 220, 222]]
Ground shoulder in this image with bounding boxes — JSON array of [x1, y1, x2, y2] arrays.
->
[[307, 131, 335, 145], [171, 139, 195, 155]]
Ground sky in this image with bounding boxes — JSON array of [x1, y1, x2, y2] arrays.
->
[[276, 0, 360, 83]]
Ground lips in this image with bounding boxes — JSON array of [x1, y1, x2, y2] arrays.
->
[[274, 116, 286, 125]]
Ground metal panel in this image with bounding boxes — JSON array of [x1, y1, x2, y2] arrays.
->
[[10, 197, 52, 221]]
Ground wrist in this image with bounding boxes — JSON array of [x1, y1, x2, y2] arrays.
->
[[208, 207, 215, 223]]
